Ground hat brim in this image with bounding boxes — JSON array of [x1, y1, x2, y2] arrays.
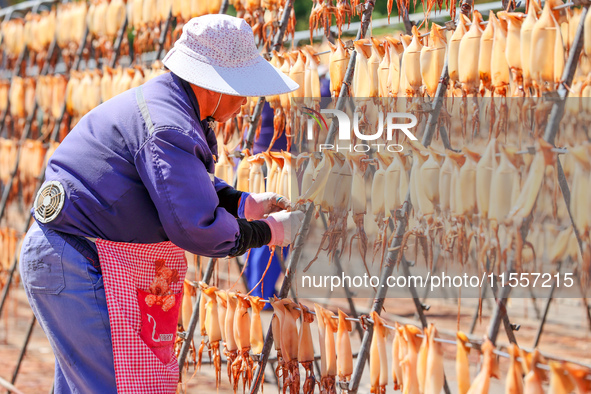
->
[[163, 48, 300, 97]]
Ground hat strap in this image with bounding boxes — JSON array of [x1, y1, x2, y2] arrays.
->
[[211, 93, 223, 118]]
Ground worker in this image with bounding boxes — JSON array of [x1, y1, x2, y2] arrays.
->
[[19, 14, 304, 393]]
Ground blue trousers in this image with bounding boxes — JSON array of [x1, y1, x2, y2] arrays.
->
[[19, 222, 117, 393], [244, 245, 287, 304]]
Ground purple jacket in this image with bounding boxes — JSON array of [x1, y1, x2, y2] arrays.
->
[[43, 73, 244, 257]]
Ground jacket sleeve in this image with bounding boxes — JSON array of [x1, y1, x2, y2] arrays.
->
[[134, 126, 242, 257], [214, 176, 231, 192]]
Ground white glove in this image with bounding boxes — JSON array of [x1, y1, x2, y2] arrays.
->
[[244, 192, 292, 220], [262, 210, 305, 247]]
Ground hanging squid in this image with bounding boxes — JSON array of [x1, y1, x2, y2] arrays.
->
[[225, 290, 239, 383], [370, 311, 388, 394], [232, 294, 254, 392], [299, 303, 317, 394], [336, 309, 354, 385], [199, 283, 222, 386], [456, 332, 471, 394], [315, 304, 337, 394], [349, 152, 370, 272], [466, 338, 499, 394]]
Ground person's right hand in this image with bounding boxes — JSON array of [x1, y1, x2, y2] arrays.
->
[[262, 210, 305, 247], [243, 192, 291, 220]]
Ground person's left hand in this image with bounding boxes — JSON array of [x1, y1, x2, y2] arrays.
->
[[243, 192, 291, 220]]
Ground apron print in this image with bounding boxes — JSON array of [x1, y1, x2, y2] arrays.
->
[[146, 314, 175, 342], [145, 259, 180, 312]]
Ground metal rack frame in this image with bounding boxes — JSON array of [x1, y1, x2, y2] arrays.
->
[[487, 5, 590, 345], [243, 0, 295, 151], [0, 47, 29, 136], [246, 1, 378, 393], [240, 2, 591, 393], [0, 0, 58, 18], [1, 0, 590, 392], [346, 60, 454, 393], [177, 0, 297, 380]]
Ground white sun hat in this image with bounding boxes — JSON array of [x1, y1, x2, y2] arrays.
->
[[163, 14, 299, 97]]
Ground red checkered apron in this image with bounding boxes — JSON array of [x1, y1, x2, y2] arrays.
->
[[96, 239, 187, 394]]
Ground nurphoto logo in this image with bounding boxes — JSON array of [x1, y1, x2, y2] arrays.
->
[[303, 106, 419, 152]]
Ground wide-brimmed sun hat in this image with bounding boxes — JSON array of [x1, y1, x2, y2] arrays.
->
[[163, 14, 299, 97]]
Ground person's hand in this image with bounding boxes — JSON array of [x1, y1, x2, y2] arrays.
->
[[262, 210, 305, 247], [244, 192, 292, 220]]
